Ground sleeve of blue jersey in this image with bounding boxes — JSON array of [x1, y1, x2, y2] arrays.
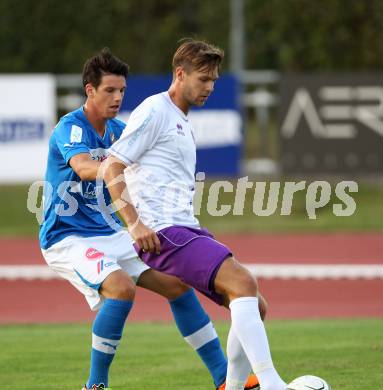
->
[[54, 121, 90, 164]]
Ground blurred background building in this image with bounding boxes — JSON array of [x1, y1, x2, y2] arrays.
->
[[2, 0, 383, 183]]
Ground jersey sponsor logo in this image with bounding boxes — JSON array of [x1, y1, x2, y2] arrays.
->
[[97, 259, 104, 274], [92, 155, 107, 162], [176, 123, 185, 136], [127, 108, 155, 146], [85, 247, 104, 260], [96, 259, 114, 274], [70, 125, 83, 143], [82, 182, 97, 199], [90, 147, 108, 162]]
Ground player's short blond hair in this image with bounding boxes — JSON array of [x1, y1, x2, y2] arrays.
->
[[172, 38, 224, 74]]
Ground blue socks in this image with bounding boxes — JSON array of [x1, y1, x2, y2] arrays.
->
[[169, 289, 227, 387], [87, 291, 227, 388], [86, 298, 133, 389]]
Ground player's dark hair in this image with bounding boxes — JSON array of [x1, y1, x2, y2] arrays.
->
[[172, 38, 224, 74], [82, 47, 129, 90]]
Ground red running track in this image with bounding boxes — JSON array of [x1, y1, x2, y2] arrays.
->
[[2, 233, 383, 323], [3, 278, 383, 324], [2, 232, 383, 265]]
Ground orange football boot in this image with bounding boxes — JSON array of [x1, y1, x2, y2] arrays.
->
[[216, 373, 260, 390]]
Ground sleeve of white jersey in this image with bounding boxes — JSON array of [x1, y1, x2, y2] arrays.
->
[[109, 100, 161, 165]]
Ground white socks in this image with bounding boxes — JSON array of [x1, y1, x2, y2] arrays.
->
[[228, 297, 286, 390], [225, 326, 251, 390]]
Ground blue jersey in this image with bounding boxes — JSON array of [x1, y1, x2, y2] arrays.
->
[[39, 107, 124, 249]]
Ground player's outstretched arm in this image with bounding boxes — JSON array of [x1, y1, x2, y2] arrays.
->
[[102, 156, 161, 254]]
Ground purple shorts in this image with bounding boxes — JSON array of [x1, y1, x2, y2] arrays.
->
[[134, 226, 232, 305]]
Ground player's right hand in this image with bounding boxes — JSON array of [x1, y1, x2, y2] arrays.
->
[[128, 220, 161, 254]]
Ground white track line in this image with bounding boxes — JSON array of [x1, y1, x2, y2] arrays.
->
[[1, 264, 383, 280], [245, 264, 383, 279], [0, 265, 59, 280]]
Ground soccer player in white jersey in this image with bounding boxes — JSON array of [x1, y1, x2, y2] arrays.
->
[[39, 48, 260, 390], [105, 39, 287, 390]]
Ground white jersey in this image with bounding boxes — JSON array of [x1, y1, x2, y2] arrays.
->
[[109, 92, 200, 231]]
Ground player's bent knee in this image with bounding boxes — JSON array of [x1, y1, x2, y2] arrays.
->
[[227, 274, 258, 300], [214, 258, 259, 300], [100, 271, 136, 301], [233, 273, 258, 298], [167, 283, 192, 300], [112, 282, 136, 300]]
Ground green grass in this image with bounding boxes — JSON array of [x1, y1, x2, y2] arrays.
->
[[1, 181, 383, 236], [0, 319, 382, 389], [244, 116, 280, 160]]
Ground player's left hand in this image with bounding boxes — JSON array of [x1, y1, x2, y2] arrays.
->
[[129, 220, 161, 254]]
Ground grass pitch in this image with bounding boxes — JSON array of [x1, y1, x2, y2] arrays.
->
[[1, 319, 382, 389]]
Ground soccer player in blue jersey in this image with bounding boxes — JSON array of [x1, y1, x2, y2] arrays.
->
[[39, 48, 262, 390]]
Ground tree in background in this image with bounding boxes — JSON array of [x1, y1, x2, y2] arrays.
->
[[1, 0, 383, 73], [0, 0, 229, 73], [246, 0, 383, 70]]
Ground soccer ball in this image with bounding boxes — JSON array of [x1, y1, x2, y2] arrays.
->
[[286, 375, 331, 390]]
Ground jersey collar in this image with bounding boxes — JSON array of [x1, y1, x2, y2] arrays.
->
[[162, 92, 189, 122]]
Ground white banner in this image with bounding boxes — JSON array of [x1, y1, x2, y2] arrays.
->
[[0, 75, 56, 183], [188, 110, 242, 148]]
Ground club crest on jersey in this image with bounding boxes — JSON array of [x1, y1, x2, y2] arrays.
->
[[86, 247, 104, 260]]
